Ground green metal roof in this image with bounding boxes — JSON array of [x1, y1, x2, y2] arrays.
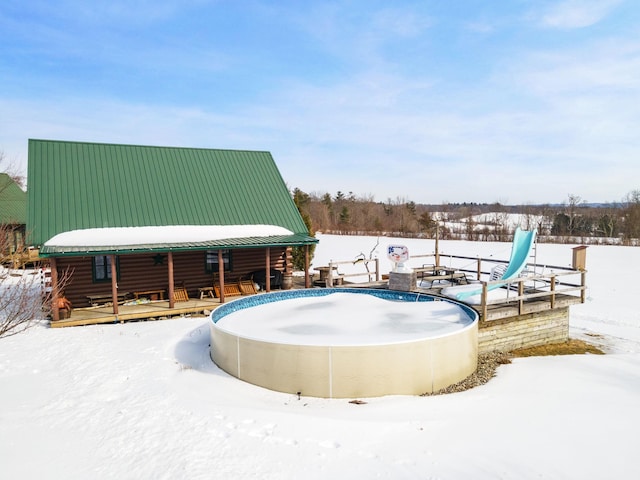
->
[[0, 173, 27, 225], [27, 139, 316, 252]]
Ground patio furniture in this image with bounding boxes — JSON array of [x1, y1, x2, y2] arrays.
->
[[249, 269, 283, 290], [199, 286, 215, 299], [86, 292, 130, 307], [133, 289, 165, 301], [173, 287, 189, 302]]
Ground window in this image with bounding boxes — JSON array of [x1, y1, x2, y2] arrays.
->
[[206, 249, 232, 273], [93, 255, 120, 282]]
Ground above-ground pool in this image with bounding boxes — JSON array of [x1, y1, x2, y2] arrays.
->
[[210, 288, 478, 398]]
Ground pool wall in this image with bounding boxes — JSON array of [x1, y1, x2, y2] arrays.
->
[[210, 288, 478, 398]]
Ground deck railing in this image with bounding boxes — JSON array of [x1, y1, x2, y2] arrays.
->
[[411, 252, 586, 317], [323, 258, 380, 286], [318, 252, 586, 317], [463, 269, 586, 319]]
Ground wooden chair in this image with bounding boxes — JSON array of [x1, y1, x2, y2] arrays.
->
[[238, 279, 258, 295], [174, 286, 189, 302], [211, 273, 241, 298], [213, 282, 243, 298], [169, 281, 189, 302], [211, 275, 258, 298]]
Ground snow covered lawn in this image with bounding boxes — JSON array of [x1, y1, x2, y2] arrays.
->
[[1, 235, 639, 479]]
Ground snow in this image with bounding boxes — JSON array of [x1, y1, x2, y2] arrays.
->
[[44, 224, 294, 248], [2, 234, 640, 479], [216, 293, 473, 345]]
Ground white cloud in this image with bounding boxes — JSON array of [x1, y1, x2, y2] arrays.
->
[[370, 8, 433, 38], [539, 0, 622, 29]]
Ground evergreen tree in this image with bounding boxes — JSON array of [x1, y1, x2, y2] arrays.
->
[[291, 188, 316, 271]]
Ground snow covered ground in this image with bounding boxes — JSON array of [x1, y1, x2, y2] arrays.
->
[[1, 234, 639, 479]]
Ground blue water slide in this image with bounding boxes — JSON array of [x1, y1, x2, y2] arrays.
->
[[456, 228, 537, 301]]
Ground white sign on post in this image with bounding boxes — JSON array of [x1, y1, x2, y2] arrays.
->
[[387, 244, 412, 273]]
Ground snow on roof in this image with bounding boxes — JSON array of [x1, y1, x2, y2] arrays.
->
[[44, 225, 294, 248]]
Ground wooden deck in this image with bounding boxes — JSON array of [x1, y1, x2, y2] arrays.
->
[[50, 275, 310, 328], [51, 297, 222, 328], [450, 290, 582, 323], [51, 276, 294, 328], [417, 274, 585, 323]]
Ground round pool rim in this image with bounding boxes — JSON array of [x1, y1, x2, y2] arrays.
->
[[210, 288, 479, 398]]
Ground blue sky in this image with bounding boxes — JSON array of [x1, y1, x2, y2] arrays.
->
[[1, 0, 639, 204]]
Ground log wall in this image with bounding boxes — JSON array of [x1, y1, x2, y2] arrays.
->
[[56, 247, 288, 307]]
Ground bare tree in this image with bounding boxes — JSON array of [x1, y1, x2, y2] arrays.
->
[[622, 190, 640, 243], [353, 237, 380, 282], [566, 194, 584, 236], [0, 226, 72, 338], [0, 266, 47, 337], [0, 150, 26, 189]]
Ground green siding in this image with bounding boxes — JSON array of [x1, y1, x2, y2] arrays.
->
[[0, 173, 27, 225], [27, 140, 311, 246]]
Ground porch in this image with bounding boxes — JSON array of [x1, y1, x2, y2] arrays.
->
[[50, 296, 222, 328], [50, 275, 310, 328]]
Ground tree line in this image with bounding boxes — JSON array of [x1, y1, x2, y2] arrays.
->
[[292, 188, 640, 245]]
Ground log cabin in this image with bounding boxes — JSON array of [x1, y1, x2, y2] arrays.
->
[[26, 139, 317, 324]]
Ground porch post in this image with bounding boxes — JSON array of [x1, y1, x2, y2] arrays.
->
[[304, 245, 310, 288], [50, 257, 60, 322], [265, 247, 271, 292], [110, 254, 118, 315], [435, 222, 440, 267], [218, 250, 225, 303], [168, 251, 175, 309]]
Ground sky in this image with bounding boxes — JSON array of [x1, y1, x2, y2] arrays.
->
[[1, 0, 639, 205], [1, 234, 640, 478]]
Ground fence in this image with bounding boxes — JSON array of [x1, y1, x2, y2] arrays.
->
[[322, 258, 381, 287]]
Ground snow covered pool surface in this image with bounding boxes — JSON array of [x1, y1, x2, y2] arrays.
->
[[215, 292, 474, 346]]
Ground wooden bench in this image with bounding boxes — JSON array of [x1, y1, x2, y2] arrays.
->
[[133, 289, 165, 301], [86, 292, 130, 306], [315, 266, 344, 287], [199, 287, 215, 299]]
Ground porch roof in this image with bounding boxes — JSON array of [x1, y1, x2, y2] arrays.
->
[[40, 224, 318, 257]]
